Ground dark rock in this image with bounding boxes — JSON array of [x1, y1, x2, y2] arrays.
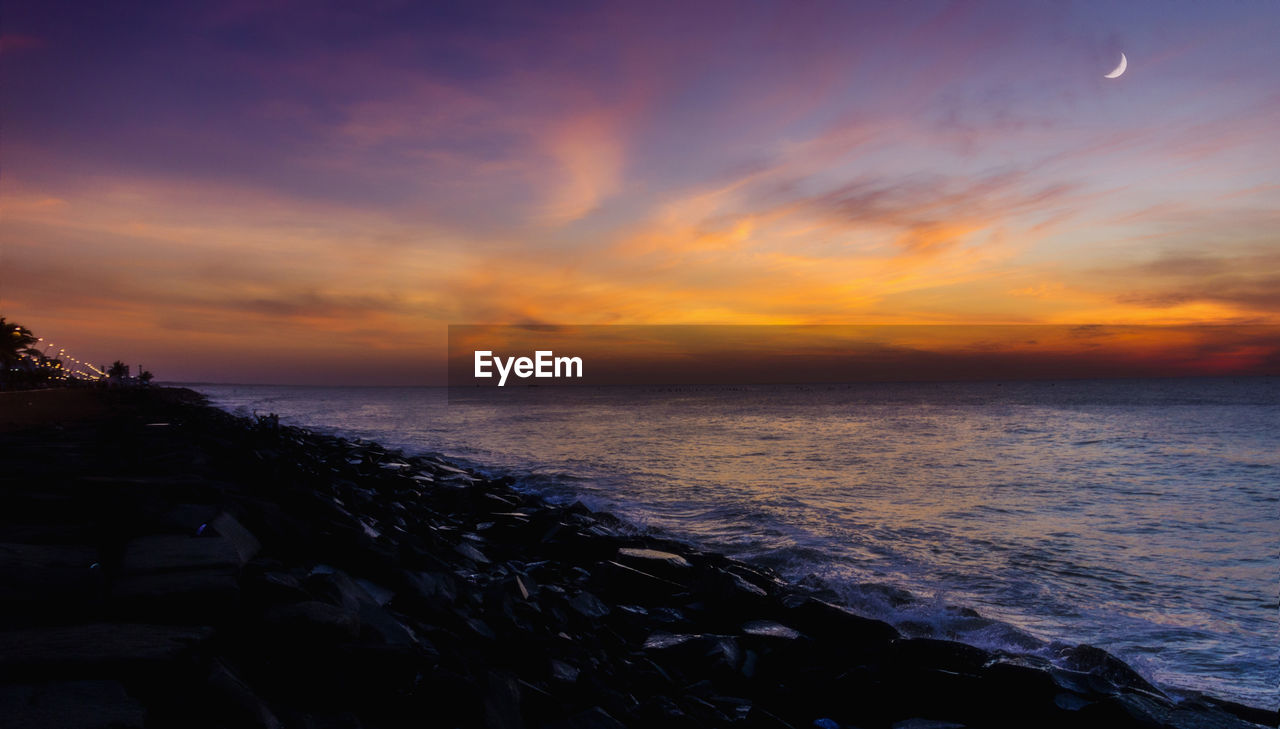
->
[[287, 711, 366, 729], [455, 542, 491, 565], [852, 582, 918, 608], [644, 632, 744, 684], [119, 535, 242, 574], [1105, 691, 1268, 729], [243, 567, 309, 605], [0, 523, 96, 545], [643, 632, 698, 650], [482, 672, 524, 729], [204, 659, 283, 729], [0, 680, 146, 729], [703, 569, 769, 603], [4, 388, 1269, 729], [0, 542, 103, 616], [1055, 644, 1163, 697], [1055, 692, 1093, 711], [160, 503, 219, 534], [1191, 696, 1280, 728], [782, 597, 899, 657], [111, 569, 240, 622], [592, 559, 686, 603], [615, 547, 692, 578], [891, 720, 967, 729], [983, 661, 1062, 705], [886, 638, 991, 675], [569, 591, 611, 619], [636, 695, 689, 726], [306, 570, 416, 645], [682, 695, 730, 724], [0, 623, 212, 680], [210, 511, 261, 563], [741, 620, 802, 641], [467, 616, 498, 640], [544, 706, 626, 729], [262, 601, 361, 643], [331, 642, 424, 696], [549, 659, 580, 684], [1074, 693, 1166, 728], [396, 570, 457, 608]]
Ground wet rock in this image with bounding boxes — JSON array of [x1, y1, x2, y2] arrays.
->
[[690, 571, 772, 630], [1073, 693, 1172, 728], [616, 547, 692, 571], [886, 638, 990, 675], [853, 582, 917, 608], [644, 632, 744, 684], [549, 659, 580, 684], [1055, 644, 1163, 697], [982, 661, 1062, 712], [644, 632, 698, 651], [1108, 691, 1269, 729], [945, 616, 1045, 651], [782, 597, 899, 657], [590, 559, 689, 605], [741, 620, 803, 641], [1189, 696, 1280, 728], [704, 569, 769, 605]]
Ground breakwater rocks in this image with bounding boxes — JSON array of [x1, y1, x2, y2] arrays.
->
[[0, 388, 1274, 729]]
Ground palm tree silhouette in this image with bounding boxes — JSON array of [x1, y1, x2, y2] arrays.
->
[[107, 361, 130, 379], [1, 317, 38, 368]]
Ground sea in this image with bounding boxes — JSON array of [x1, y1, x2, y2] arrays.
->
[[193, 378, 1279, 709]]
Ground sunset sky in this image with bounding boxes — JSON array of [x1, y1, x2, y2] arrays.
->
[[2, 1, 1277, 384]]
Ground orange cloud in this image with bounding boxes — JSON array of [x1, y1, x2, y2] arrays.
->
[[538, 112, 628, 225]]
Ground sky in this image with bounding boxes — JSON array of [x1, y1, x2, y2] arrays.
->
[[2, 1, 1278, 384]]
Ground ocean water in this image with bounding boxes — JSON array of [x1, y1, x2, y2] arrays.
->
[[195, 378, 1279, 709]]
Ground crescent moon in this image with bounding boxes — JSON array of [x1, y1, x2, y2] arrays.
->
[[1104, 52, 1127, 79]]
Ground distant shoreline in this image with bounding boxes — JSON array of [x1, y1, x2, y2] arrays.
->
[[168, 372, 1280, 390]]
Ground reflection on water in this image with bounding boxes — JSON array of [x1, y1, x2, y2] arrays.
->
[[198, 378, 1279, 709]]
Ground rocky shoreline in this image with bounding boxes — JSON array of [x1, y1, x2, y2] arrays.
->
[[0, 388, 1274, 729]]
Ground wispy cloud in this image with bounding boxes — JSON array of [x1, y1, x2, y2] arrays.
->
[[2, 1, 1277, 381]]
